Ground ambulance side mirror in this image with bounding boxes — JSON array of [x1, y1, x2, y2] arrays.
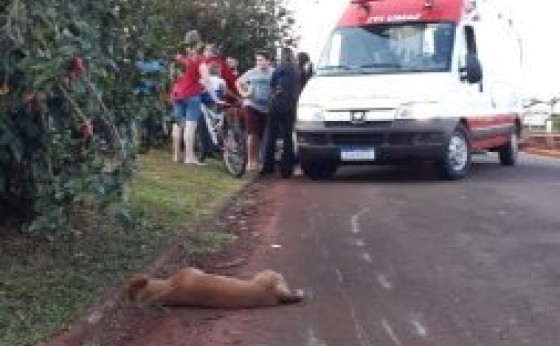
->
[[460, 54, 483, 84]]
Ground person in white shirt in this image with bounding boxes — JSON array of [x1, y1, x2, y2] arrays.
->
[[208, 65, 227, 103]]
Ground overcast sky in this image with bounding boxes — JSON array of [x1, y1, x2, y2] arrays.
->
[[287, 0, 560, 100]]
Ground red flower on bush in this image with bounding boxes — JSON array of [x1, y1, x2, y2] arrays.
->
[[78, 119, 94, 139], [70, 57, 86, 86]]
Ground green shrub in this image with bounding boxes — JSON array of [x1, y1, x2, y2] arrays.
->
[[0, 0, 294, 234]]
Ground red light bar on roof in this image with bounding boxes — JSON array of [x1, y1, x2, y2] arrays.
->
[[351, 0, 437, 8], [338, 0, 463, 28]]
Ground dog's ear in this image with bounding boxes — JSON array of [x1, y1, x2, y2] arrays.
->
[[128, 275, 150, 301]]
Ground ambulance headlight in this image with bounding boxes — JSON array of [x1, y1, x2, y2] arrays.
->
[[395, 102, 442, 120], [297, 105, 324, 121]]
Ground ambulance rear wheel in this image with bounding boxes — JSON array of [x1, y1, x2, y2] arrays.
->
[[438, 125, 472, 180], [498, 132, 519, 166]]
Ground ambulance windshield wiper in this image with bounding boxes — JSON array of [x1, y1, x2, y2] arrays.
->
[[359, 62, 402, 69], [317, 65, 353, 71]]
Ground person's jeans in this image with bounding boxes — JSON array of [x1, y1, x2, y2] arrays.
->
[[173, 96, 203, 123], [262, 110, 296, 177]]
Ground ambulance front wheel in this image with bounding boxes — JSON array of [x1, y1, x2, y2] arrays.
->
[[301, 160, 338, 180], [437, 125, 472, 180]]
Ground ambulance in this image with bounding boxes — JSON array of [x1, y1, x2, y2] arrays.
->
[[296, 0, 523, 180]]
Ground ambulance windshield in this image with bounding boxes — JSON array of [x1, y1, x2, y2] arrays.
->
[[317, 22, 455, 75]]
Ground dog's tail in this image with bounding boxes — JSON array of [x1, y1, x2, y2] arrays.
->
[[278, 289, 305, 305], [127, 275, 150, 301]]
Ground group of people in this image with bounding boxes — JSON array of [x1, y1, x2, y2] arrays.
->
[[169, 30, 313, 178]]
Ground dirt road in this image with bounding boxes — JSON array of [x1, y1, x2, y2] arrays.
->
[[46, 153, 560, 345]]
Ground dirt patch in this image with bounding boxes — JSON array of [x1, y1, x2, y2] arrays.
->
[[522, 134, 560, 159], [523, 148, 560, 159], [40, 180, 284, 346], [522, 134, 560, 150]]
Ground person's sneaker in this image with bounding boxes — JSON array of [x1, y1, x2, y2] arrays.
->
[[184, 158, 207, 166], [280, 167, 294, 179], [246, 162, 259, 172]]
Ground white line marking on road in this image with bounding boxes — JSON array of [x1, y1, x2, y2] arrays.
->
[[377, 274, 393, 290], [310, 208, 372, 346], [452, 314, 484, 346], [409, 318, 428, 337], [349, 301, 371, 346], [331, 265, 372, 346], [334, 268, 344, 284], [351, 209, 369, 234], [306, 327, 329, 346], [321, 246, 330, 259], [382, 319, 403, 346], [355, 239, 366, 247], [362, 253, 373, 263], [387, 260, 397, 275]]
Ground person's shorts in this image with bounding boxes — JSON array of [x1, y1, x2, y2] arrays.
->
[[200, 92, 214, 107], [173, 96, 202, 125], [200, 91, 226, 107], [244, 106, 267, 137]]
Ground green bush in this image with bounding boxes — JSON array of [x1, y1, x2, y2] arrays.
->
[[553, 116, 560, 132], [0, 0, 294, 234]]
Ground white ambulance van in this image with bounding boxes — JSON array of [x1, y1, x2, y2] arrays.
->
[[296, 0, 523, 180]]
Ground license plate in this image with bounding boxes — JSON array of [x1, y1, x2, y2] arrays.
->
[[341, 147, 376, 161]]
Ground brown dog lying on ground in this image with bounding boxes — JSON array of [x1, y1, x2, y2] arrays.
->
[[127, 267, 304, 309]]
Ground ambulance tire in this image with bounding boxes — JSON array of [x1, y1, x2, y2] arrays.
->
[[301, 160, 337, 180], [438, 125, 472, 181], [498, 132, 519, 166]]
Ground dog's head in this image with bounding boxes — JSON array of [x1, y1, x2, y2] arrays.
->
[[127, 274, 150, 301]]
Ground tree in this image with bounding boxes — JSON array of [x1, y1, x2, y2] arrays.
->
[[0, 0, 296, 233], [142, 0, 296, 66]]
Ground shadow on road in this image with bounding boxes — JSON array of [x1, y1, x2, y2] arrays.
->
[[292, 154, 560, 185]]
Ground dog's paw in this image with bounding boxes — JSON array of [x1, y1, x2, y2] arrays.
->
[[293, 289, 305, 300], [279, 289, 305, 304]]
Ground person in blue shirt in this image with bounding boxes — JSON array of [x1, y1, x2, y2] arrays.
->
[[236, 51, 275, 172]]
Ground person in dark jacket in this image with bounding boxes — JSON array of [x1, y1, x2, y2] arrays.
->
[[296, 51, 313, 90], [261, 47, 301, 178]]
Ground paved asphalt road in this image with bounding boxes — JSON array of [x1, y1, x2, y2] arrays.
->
[[233, 153, 560, 346]]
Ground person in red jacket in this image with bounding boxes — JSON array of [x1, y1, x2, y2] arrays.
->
[[203, 44, 239, 99], [170, 30, 218, 164], [226, 57, 239, 77]]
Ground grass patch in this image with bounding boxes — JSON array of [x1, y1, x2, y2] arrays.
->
[[0, 150, 246, 346], [130, 150, 245, 229]]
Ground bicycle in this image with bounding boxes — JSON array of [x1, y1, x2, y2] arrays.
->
[[194, 99, 248, 178]]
